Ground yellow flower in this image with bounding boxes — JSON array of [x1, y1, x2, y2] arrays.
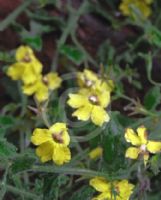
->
[[90, 177, 134, 200], [94, 79, 114, 93], [77, 69, 114, 92], [67, 88, 110, 126], [42, 72, 62, 90], [22, 76, 49, 102], [7, 45, 42, 84], [77, 69, 98, 88], [15, 46, 36, 62], [31, 123, 71, 165], [22, 72, 62, 102], [89, 147, 103, 160], [119, 0, 153, 19], [125, 126, 161, 165]]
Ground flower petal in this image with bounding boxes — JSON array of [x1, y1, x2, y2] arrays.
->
[[95, 79, 114, 93], [35, 83, 49, 102], [92, 192, 109, 200], [67, 94, 88, 108], [145, 0, 153, 4], [137, 126, 148, 144], [45, 72, 62, 90], [31, 128, 51, 145], [116, 179, 134, 199], [22, 82, 39, 95], [52, 146, 71, 165], [16, 45, 34, 61], [36, 141, 53, 162], [125, 147, 140, 159], [147, 141, 161, 153], [7, 63, 25, 80], [72, 105, 92, 121], [119, 0, 152, 18], [77, 69, 98, 88], [22, 65, 38, 84], [49, 122, 67, 133], [31, 59, 42, 75], [99, 91, 110, 108], [21, 61, 42, 85], [89, 177, 109, 192], [89, 147, 103, 160], [91, 106, 110, 126], [125, 128, 141, 146]]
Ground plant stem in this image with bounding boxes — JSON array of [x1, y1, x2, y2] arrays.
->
[[0, 164, 10, 200], [71, 128, 101, 142], [58, 1, 89, 47], [41, 106, 50, 128], [17, 82, 28, 117], [0, 182, 42, 200], [31, 165, 127, 180], [0, 0, 32, 31]]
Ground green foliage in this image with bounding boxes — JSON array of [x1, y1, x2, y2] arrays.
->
[[144, 87, 161, 110], [11, 154, 35, 174], [0, 115, 14, 126], [69, 186, 94, 200], [0, 138, 17, 158], [60, 44, 86, 65], [150, 154, 161, 175], [0, 115, 15, 137], [43, 175, 69, 200], [22, 36, 42, 51], [146, 26, 161, 48]]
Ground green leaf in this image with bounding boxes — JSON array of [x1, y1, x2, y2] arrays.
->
[[22, 36, 42, 51], [103, 134, 115, 163], [0, 51, 14, 62], [146, 26, 161, 48], [2, 77, 20, 101], [11, 155, 35, 174], [108, 112, 124, 134], [147, 194, 161, 200], [60, 44, 85, 64], [131, 79, 142, 90], [139, 53, 161, 87], [97, 40, 115, 65], [0, 115, 14, 126], [113, 112, 135, 127], [146, 120, 161, 140], [144, 86, 161, 110], [102, 133, 126, 171], [150, 154, 161, 175], [114, 82, 124, 98], [0, 115, 15, 138], [0, 139, 17, 158], [29, 21, 54, 35], [69, 186, 94, 200], [0, 128, 6, 138], [43, 175, 69, 200]]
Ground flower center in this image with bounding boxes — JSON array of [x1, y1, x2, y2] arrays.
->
[[88, 95, 99, 105], [52, 132, 64, 144], [42, 76, 48, 85], [140, 144, 147, 152], [22, 53, 31, 62], [85, 79, 94, 87]]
